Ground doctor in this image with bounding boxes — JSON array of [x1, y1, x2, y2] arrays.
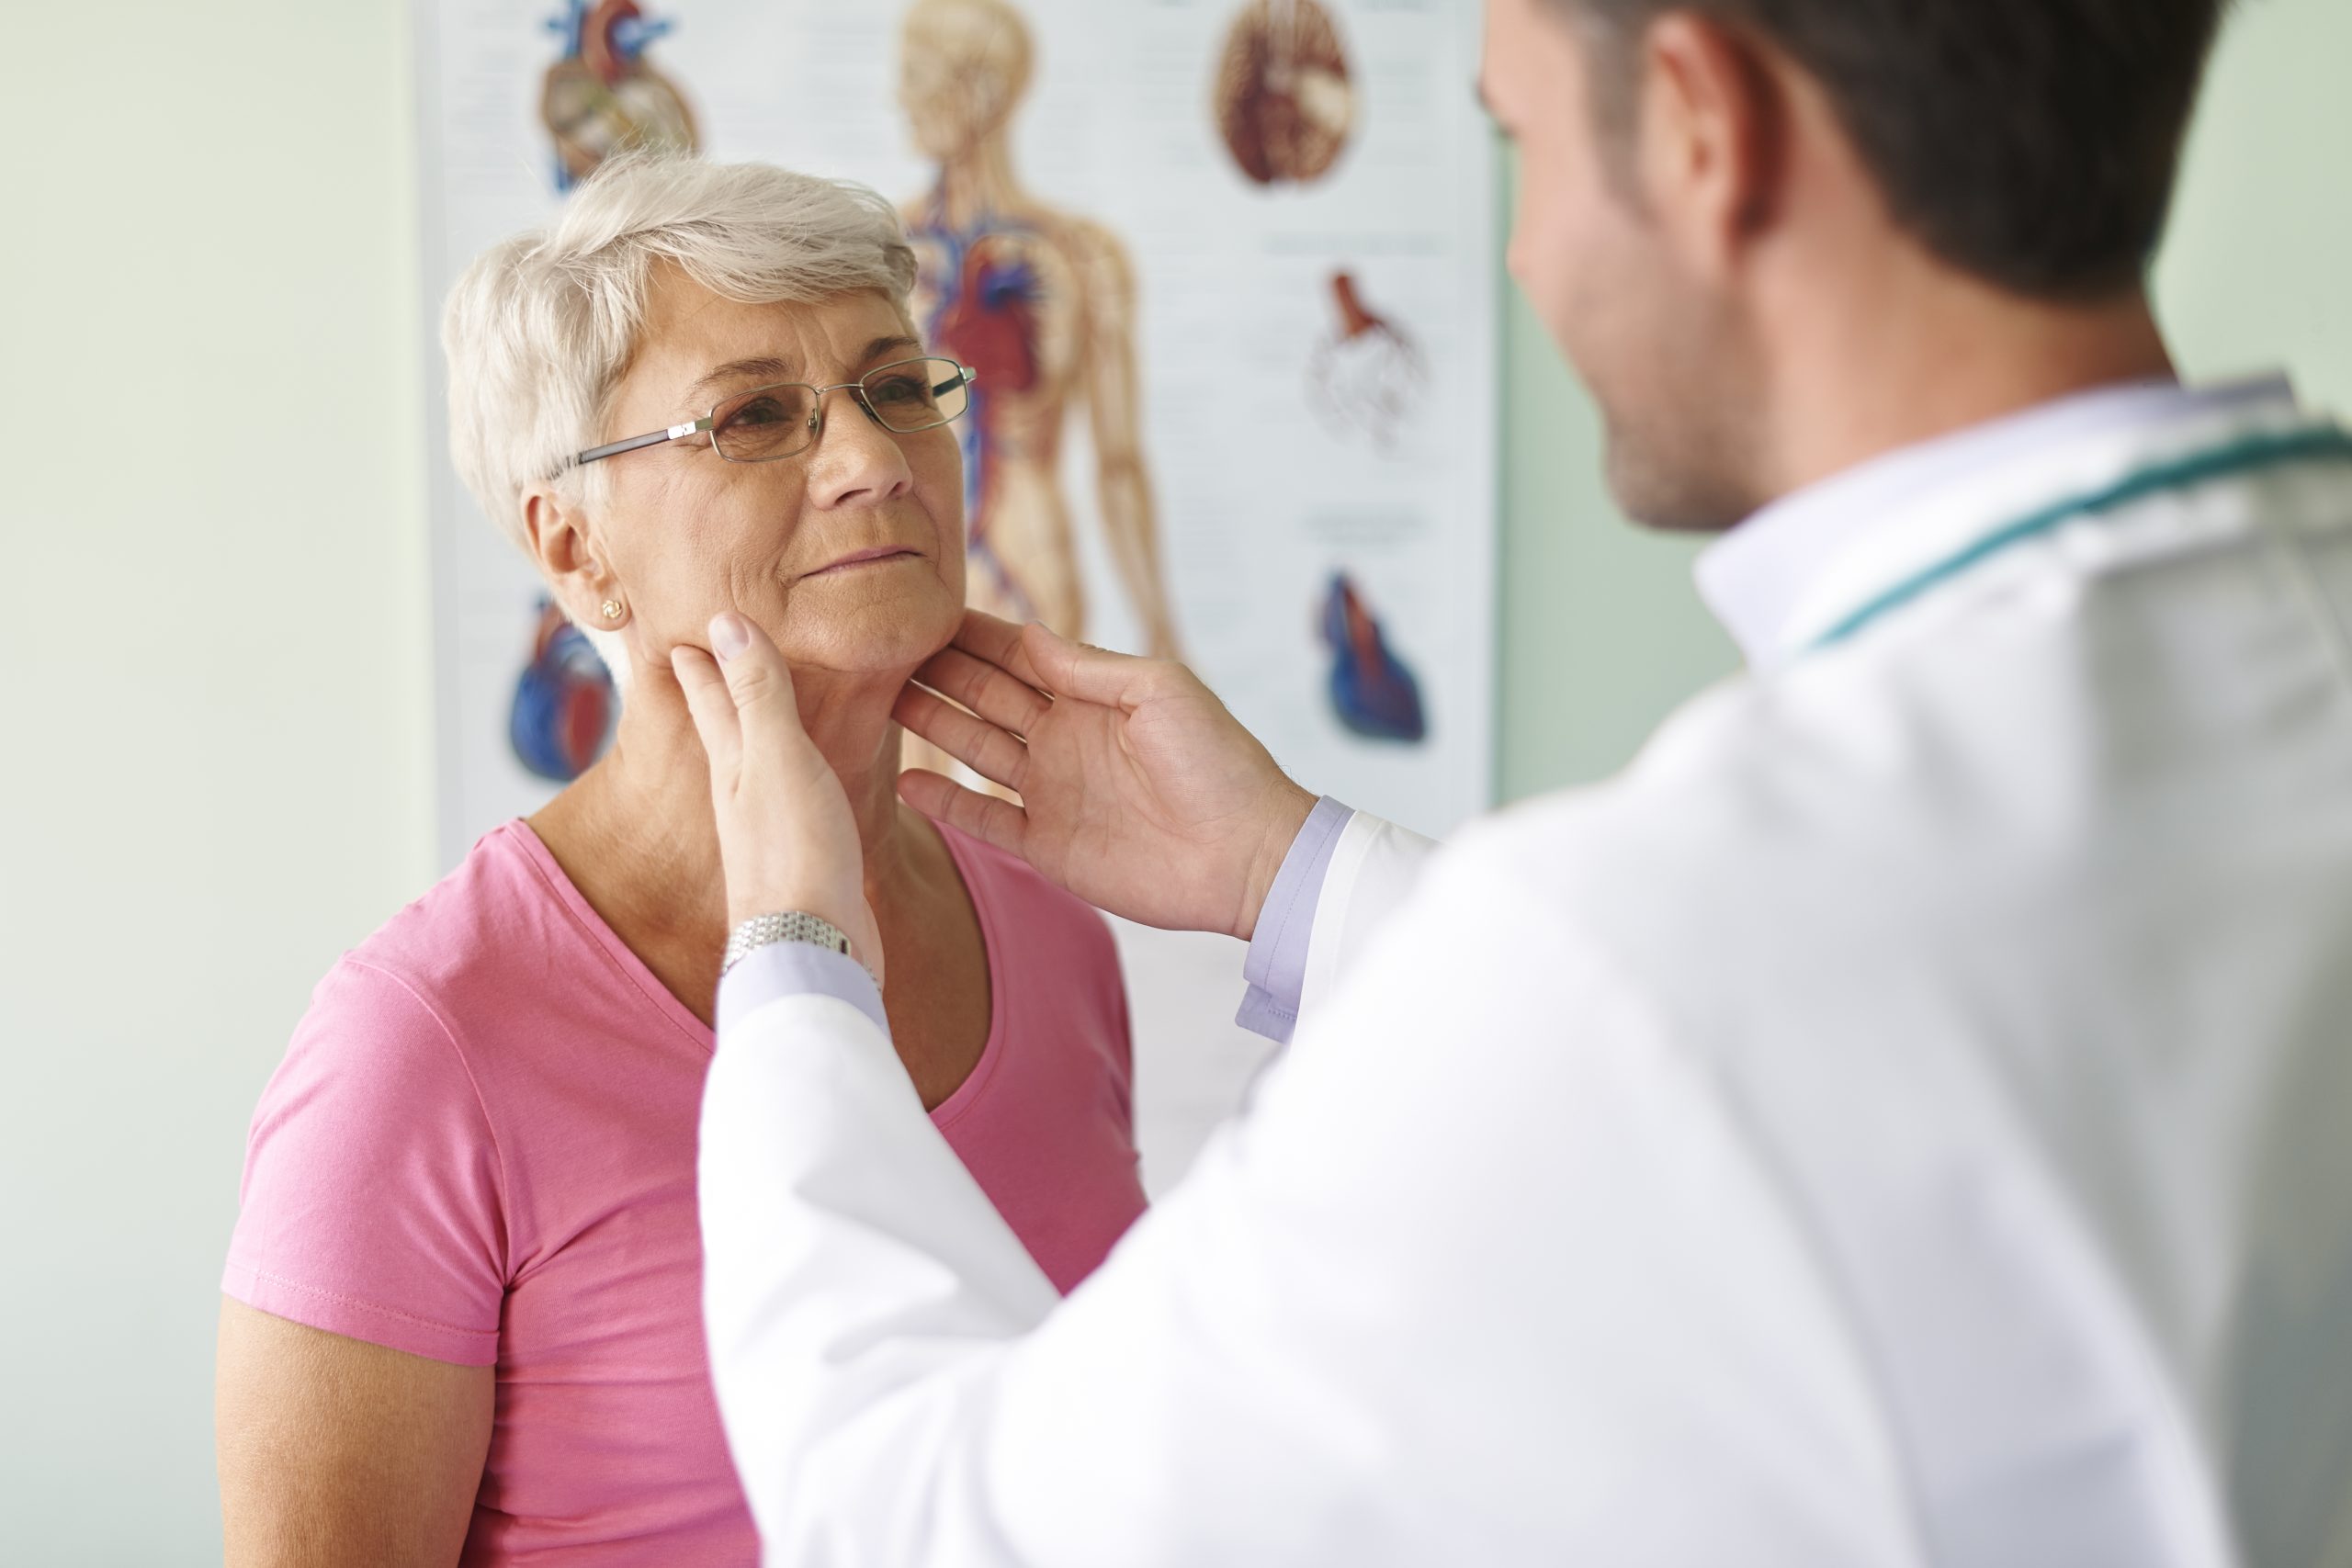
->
[[672, 0, 2352, 1561]]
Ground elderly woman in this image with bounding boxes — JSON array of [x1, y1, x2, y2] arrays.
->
[[213, 153, 1148, 1565]]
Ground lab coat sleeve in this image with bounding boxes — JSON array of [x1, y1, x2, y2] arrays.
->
[[1292, 808, 1439, 1021], [1237, 805, 1438, 1043], [700, 831, 1917, 1568]]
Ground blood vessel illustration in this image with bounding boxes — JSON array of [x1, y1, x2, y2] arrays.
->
[[541, 0, 697, 193], [510, 600, 617, 783], [1214, 0, 1356, 187], [898, 0, 1182, 661], [1320, 573, 1428, 744], [1308, 270, 1430, 452]]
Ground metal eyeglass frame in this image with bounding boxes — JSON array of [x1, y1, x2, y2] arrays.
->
[[566, 356, 980, 470]]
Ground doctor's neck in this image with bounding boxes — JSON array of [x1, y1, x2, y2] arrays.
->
[[1747, 252, 2177, 507]]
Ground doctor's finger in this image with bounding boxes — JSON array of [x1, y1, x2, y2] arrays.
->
[[893, 684, 1031, 794], [914, 646, 1052, 737], [897, 770, 1029, 860], [1021, 621, 1159, 712], [671, 645, 743, 780], [951, 609, 1051, 690]]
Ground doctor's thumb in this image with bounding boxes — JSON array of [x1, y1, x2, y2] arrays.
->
[[707, 613, 801, 744]]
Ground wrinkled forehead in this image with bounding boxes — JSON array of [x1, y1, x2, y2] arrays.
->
[[611, 274, 920, 422]]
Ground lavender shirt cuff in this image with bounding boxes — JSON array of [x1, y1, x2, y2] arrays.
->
[[718, 940, 890, 1038], [1235, 796, 1356, 1044]]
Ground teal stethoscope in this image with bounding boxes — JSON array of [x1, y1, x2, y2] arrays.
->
[[1807, 423, 2352, 653]]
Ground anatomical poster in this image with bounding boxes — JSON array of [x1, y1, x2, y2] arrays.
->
[[413, 0, 1497, 1179]]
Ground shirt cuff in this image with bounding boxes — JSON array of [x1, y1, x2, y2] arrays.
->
[[718, 940, 890, 1037], [1235, 796, 1356, 1043]]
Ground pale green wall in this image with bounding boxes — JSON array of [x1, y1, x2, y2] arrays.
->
[[1493, 0, 2352, 802], [2157, 0, 2352, 415], [2, 1, 432, 1559]]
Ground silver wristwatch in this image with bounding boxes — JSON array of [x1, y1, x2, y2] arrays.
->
[[722, 911, 859, 978]]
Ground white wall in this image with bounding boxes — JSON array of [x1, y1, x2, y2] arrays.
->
[[0, 1, 435, 1558], [4, 0, 2348, 1561]]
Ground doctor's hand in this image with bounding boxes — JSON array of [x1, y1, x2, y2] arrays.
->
[[673, 614, 885, 988], [895, 611, 1317, 942]]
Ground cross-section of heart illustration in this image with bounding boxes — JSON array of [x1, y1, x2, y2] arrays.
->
[[1308, 271, 1430, 452]]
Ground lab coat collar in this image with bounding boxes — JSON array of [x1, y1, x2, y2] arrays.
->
[[1696, 373, 2302, 671]]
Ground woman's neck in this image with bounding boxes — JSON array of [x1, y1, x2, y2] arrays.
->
[[534, 664, 919, 943]]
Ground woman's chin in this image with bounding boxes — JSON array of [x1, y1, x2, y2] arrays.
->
[[770, 581, 964, 676]]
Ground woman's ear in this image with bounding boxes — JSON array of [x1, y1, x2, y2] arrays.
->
[[523, 484, 628, 628]]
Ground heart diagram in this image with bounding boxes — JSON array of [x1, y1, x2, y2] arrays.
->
[[1320, 572, 1428, 744], [509, 600, 617, 784], [1214, 0, 1357, 187], [541, 0, 698, 192], [1308, 271, 1430, 452]]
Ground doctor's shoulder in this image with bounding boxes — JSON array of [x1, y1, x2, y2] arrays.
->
[[1451, 671, 1871, 890], [1434, 662, 2006, 1017]]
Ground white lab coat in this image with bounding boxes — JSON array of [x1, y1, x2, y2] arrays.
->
[[699, 380, 2352, 1567]]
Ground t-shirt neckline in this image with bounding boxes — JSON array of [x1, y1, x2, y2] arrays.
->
[[491, 818, 1012, 1129]]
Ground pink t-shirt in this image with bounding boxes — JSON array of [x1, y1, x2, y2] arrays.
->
[[222, 819, 1147, 1564]]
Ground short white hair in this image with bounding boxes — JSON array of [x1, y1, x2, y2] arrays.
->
[[442, 149, 920, 559]]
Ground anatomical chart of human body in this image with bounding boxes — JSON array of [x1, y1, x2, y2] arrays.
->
[[413, 0, 1496, 1184]]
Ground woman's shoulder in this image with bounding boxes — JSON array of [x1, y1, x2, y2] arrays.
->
[[935, 822, 1128, 1043], [287, 819, 588, 1085], [938, 822, 1117, 947], [226, 829, 549, 1363], [332, 821, 566, 1000], [243, 824, 570, 1252]]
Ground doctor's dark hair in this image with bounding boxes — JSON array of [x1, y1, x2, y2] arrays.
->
[[1553, 0, 2233, 300]]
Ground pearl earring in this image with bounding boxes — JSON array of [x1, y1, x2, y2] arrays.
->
[[600, 600, 624, 621]]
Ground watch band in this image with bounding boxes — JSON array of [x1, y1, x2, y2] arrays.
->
[[722, 910, 858, 978]]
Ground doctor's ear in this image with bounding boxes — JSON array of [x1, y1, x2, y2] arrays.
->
[[522, 485, 628, 630], [1634, 14, 1792, 275]]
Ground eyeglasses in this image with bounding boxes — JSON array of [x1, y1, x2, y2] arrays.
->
[[568, 356, 979, 470]]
